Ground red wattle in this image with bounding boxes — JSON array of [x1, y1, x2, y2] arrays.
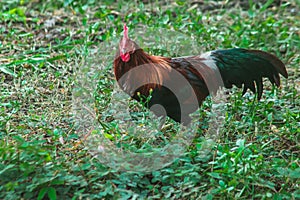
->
[[121, 53, 130, 62]]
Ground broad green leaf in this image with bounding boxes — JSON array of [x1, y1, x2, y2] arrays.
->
[[48, 187, 57, 200], [37, 188, 48, 200]]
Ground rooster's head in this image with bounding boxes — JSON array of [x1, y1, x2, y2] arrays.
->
[[118, 24, 139, 62]]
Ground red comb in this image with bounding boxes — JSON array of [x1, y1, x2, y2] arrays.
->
[[123, 23, 128, 39]]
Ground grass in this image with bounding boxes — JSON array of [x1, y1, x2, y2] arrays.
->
[[0, 0, 299, 199]]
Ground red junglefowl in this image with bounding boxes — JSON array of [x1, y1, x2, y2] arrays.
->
[[114, 24, 288, 125]]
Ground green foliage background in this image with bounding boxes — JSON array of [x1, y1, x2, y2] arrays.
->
[[0, 0, 299, 199]]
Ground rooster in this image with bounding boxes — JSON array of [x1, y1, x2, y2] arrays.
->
[[114, 24, 288, 125]]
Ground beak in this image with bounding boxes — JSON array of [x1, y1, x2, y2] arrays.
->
[[121, 48, 126, 54]]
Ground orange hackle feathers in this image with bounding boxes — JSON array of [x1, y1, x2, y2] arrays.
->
[[114, 49, 172, 96]]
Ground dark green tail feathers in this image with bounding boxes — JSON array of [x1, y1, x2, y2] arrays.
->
[[211, 48, 288, 100]]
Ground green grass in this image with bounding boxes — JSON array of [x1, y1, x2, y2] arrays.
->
[[0, 0, 299, 199]]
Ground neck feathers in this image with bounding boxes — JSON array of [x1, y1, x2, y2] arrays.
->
[[114, 49, 171, 96]]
